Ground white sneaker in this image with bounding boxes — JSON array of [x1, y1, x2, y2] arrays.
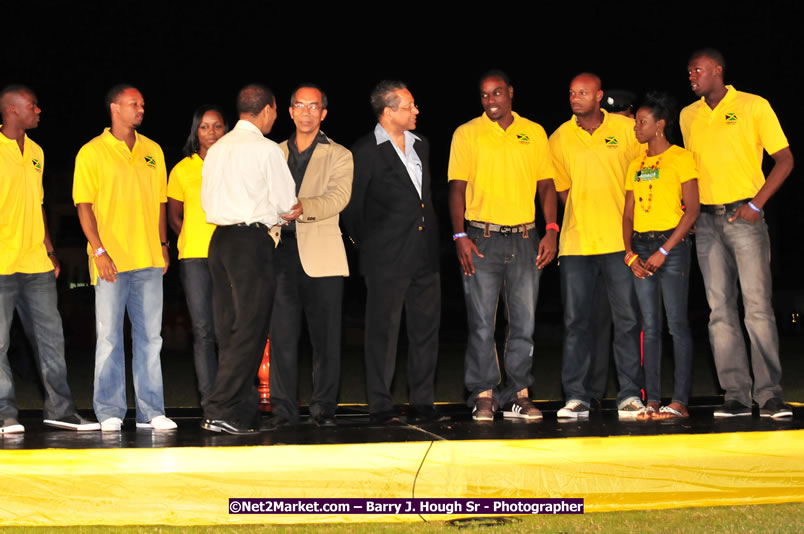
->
[[557, 400, 589, 420], [136, 415, 177, 431], [1, 418, 25, 434], [100, 417, 123, 432], [618, 398, 647, 420]]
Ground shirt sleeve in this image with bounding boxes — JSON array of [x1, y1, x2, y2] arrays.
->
[[447, 125, 472, 182], [167, 160, 185, 202], [156, 145, 167, 203], [676, 149, 698, 184], [72, 145, 97, 205], [755, 98, 789, 156], [549, 132, 571, 192], [534, 125, 555, 182]]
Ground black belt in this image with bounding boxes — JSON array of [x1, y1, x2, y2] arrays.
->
[[700, 198, 751, 215], [468, 220, 536, 235]]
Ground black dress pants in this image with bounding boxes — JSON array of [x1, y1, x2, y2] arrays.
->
[[206, 225, 276, 427], [269, 235, 343, 422]]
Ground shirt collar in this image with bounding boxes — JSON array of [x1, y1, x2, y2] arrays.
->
[[101, 127, 140, 151], [289, 130, 329, 154], [233, 119, 265, 135], [374, 123, 420, 146], [481, 111, 521, 131], [570, 108, 609, 130], [699, 84, 736, 111]]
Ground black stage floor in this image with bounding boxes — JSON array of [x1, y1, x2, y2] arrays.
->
[[3, 398, 802, 450]]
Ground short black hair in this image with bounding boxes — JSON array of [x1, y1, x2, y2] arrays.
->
[[0, 84, 33, 110], [105, 83, 138, 117], [182, 104, 229, 157], [638, 91, 678, 144], [289, 83, 328, 110], [369, 80, 407, 119], [237, 84, 275, 116], [479, 69, 511, 91], [689, 48, 726, 75]]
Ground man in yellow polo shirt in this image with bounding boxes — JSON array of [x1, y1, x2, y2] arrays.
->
[[448, 70, 558, 422], [0, 85, 99, 433], [73, 84, 176, 432], [549, 73, 645, 421], [681, 48, 794, 419]]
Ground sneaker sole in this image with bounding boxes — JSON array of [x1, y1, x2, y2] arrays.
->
[[136, 422, 177, 431], [713, 412, 752, 418], [503, 410, 543, 421], [44, 419, 101, 431], [0, 425, 24, 434], [472, 413, 495, 422], [556, 411, 589, 420], [760, 411, 793, 419], [618, 411, 645, 420]]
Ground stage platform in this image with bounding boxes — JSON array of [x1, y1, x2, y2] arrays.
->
[[1, 399, 803, 526]]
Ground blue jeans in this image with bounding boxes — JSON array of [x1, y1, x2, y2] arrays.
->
[[462, 225, 542, 406], [180, 259, 218, 410], [632, 230, 693, 405], [560, 252, 643, 405], [93, 268, 166, 423], [695, 211, 782, 407], [0, 272, 76, 420]]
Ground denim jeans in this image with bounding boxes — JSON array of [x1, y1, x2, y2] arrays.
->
[[560, 252, 643, 405], [94, 267, 166, 423], [0, 271, 76, 420], [462, 225, 542, 406], [695, 211, 782, 406], [180, 259, 217, 410], [632, 230, 693, 405]]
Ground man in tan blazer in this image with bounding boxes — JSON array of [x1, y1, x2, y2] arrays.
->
[[270, 84, 353, 427]]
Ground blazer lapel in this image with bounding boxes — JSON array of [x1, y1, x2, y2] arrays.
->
[[377, 139, 419, 198], [298, 141, 329, 198]]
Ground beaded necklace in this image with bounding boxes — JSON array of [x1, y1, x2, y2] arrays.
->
[[635, 153, 661, 213]]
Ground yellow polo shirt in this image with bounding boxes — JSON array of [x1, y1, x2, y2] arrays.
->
[[680, 85, 789, 205], [73, 128, 167, 284], [448, 112, 553, 225], [0, 131, 52, 274], [625, 145, 697, 232], [167, 154, 215, 259], [550, 110, 642, 256]]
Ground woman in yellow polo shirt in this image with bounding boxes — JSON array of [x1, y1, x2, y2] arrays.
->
[[622, 92, 700, 420], [167, 105, 227, 410]]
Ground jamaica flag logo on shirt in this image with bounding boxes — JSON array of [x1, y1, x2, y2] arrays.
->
[[144, 155, 157, 168], [31, 158, 42, 172], [516, 133, 530, 144], [605, 137, 618, 148], [725, 113, 738, 124]]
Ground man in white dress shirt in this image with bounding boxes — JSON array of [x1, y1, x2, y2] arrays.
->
[[200, 84, 298, 435]]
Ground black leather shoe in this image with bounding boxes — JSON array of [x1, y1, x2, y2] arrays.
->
[[408, 405, 451, 424], [260, 415, 293, 431], [311, 413, 337, 427], [201, 418, 256, 435], [369, 410, 401, 425]]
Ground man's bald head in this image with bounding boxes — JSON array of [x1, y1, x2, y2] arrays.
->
[[571, 73, 602, 92], [0, 84, 40, 131]]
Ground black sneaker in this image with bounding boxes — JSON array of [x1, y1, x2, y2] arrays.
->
[[713, 400, 752, 418], [760, 398, 793, 419], [44, 414, 101, 431]]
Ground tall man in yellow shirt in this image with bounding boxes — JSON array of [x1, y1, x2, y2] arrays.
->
[[681, 49, 794, 418], [74, 84, 176, 432], [550, 73, 645, 421], [0, 85, 99, 433], [448, 71, 558, 421]]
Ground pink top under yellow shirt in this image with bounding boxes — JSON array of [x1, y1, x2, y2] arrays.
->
[[167, 154, 216, 259], [625, 145, 698, 233]]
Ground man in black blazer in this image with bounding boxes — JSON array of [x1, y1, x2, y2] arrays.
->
[[343, 80, 443, 425]]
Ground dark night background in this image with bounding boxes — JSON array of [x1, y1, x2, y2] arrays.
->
[[3, 1, 803, 407]]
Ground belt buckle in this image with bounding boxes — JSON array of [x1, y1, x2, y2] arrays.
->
[[499, 225, 513, 235], [713, 205, 727, 215]]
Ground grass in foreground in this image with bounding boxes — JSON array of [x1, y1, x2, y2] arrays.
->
[[2, 502, 802, 533]]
